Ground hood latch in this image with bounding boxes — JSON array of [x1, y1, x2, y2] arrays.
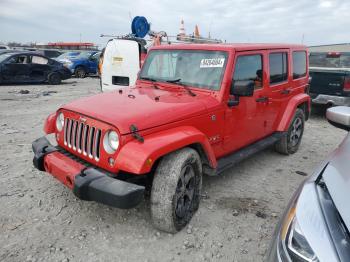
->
[[130, 124, 144, 143]]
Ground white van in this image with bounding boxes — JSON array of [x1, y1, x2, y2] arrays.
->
[[101, 38, 147, 92]]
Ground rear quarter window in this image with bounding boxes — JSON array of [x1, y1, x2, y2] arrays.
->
[[292, 51, 307, 79]]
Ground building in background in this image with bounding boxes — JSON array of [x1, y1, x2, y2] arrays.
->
[[35, 42, 98, 50], [309, 43, 350, 52]]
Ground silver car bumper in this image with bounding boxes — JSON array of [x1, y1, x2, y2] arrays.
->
[[312, 94, 350, 106]]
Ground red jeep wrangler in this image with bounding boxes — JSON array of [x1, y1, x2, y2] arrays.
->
[[32, 43, 310, 233]]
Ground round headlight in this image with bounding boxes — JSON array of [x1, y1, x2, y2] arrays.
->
[[56, 113, 64, 131], [108, 131, 119, 150], [103, 130, 119, 154]]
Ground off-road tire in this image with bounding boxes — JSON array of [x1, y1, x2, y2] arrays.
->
[[48, 72, 61, 85], [150, 148, 202, 233], [75, 66, 86, 78], [275, 108, 305, 155]]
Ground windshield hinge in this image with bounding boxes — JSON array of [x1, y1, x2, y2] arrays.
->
[[130, 124, 144, 143]]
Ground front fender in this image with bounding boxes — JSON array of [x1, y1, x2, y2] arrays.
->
[[115, 126, 217, 174], [44, 112, 56, 134], [277, 93, 310, 132]]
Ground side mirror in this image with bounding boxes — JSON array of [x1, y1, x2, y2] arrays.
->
[[231, 80, 255, 97], [326, 106, 350, 131]]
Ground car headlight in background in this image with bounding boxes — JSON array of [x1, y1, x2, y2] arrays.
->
[[279, 203, 318, 262], [103, 130, 119, 154], [55, 112, 64, 131], [287, 217, 318, 261]]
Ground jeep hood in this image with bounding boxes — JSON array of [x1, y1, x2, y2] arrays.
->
[[61, 87, 213, 134], [323, 133, 350, 231]]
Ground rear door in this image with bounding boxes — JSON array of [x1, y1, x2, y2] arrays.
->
[[1, 54, 31, 82], [28, 55, 51, 82], [266, 50, 291, 131]]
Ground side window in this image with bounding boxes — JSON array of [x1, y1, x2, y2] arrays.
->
[[90, 53, 100, 62], [269, 52, 288, 84], [8, 55, 28, 64], [31, 56, 48, 65], [233, 54, 263, 90], [292, 51, 307, 79]]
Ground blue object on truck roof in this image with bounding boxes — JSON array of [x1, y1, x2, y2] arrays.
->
[[131, 16, 150, 38]]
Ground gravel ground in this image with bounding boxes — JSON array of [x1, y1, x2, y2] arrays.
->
[[0, 78, 346, 262]]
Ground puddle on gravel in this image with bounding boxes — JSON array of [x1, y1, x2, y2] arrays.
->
[[215, 197, 270, 217]]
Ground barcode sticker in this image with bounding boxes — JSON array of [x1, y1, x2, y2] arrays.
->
[[200, 58, 225, 68]]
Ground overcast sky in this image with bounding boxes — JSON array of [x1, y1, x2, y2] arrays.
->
[[0, 0, 349, 48]]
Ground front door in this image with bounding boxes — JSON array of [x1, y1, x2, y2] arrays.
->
[[223, 51, 271, 154], [88, 53, 99, 74], [1, 54, 31, 83]]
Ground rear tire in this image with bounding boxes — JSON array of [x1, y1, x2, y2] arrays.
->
[[150, 148, 202, 233], [275, 108, 305, 155], [48, 72, 61, 85], [75, 66, 86, 78]]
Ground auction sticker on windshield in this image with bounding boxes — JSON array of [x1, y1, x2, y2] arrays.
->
[[200, 58, 225, 68]]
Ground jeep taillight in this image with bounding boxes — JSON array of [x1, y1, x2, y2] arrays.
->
[[344, 76, 350, 92]]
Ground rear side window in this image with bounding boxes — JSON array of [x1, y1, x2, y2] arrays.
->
[[31, 56, 48, 65], [292, 51, 307, 79], [233, 54, 263, 89], [269, 52, 288, 84]]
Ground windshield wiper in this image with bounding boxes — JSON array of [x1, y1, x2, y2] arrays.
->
[[166, 78, 196, 97], [139, 77, 159, 89], [140, 76, 157, 82]]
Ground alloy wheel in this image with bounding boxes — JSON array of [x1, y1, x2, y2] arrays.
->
[[290, 117, 303, 147], [175, 164, 195, 219]]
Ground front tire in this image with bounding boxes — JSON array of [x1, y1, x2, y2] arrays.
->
[[275, 108, 305, 155], [75, 66, 86, 78], [150, 148, 202, 233]]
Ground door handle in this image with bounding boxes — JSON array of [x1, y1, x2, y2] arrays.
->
[[281, 89, 291, 95], [256, 96, 268, 103]]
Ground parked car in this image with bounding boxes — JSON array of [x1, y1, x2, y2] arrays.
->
[[268, 106, 350, 262], [0, 45, 10, 50], [36, 49, 63, 58], [32, 43, 310, 233], [56, 51, 99, 78], [55, 51, 82, 60], [0, 52, 71, 85], [309, 52, 350, 107], [22, 48, 62, 58]]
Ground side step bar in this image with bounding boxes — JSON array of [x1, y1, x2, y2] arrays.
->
[[215, 132, 285, 175]]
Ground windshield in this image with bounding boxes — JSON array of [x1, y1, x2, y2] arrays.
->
[[0, 53, 12, 63], [139, 50, 228, 90], [309, 52, 350, 68], [56, 52, 81, 60], [76, 52, 96, 59]]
